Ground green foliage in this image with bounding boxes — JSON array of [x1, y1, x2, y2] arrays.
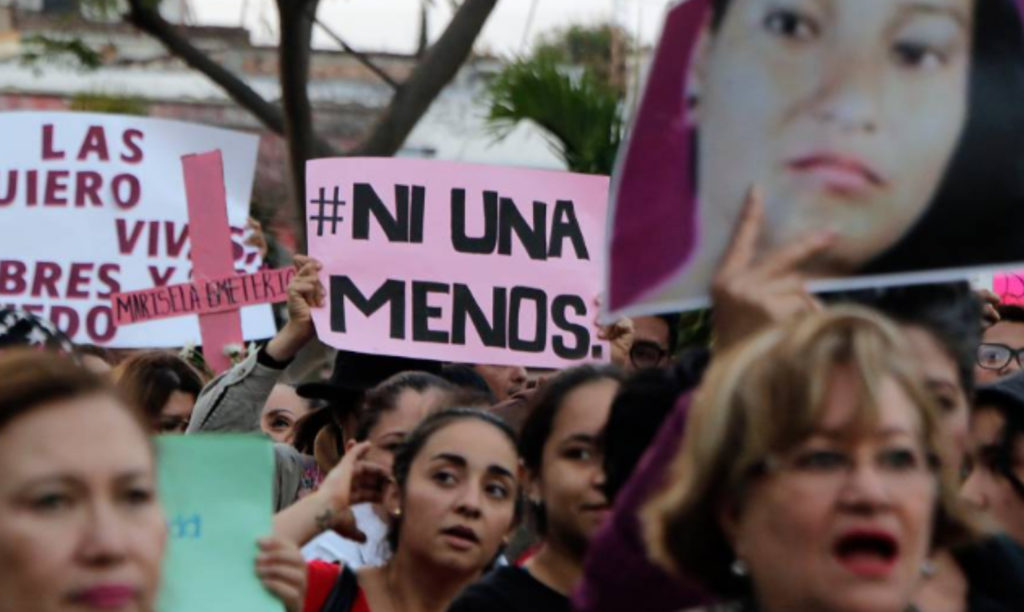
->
[[70, 92, 149, 116], [677, 309, 713, 351], [20, 34, 103, 71], [533, 23, 628, 91], [486, 57, 623, 175]]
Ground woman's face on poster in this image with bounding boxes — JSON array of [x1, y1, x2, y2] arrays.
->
[[696, 0, 973, 271]]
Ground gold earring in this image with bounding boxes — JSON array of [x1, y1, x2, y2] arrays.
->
[[392, 508, 402, 518]]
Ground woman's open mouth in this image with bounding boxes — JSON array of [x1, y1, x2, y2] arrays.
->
[[832, 529, 900, 578], [787, 153, 886, 197], [440, 524, 480, 550]]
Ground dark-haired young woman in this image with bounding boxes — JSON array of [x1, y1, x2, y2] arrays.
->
[[297, 409, 521, 612], [449, 365, 623, 612]]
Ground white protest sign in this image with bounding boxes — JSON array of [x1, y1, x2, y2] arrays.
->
[[0, 111, 275, 347]]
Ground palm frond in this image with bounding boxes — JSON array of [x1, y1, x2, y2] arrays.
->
[[485, 58, 623, 175]]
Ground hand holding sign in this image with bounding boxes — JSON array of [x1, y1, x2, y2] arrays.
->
[[264, 255, 325, 363], [711, 187, 835, 353], [255, 537, 307, 612]]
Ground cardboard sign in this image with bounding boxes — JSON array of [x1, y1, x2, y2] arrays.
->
[[306, 158, 609, 368], [0, 111, 274, 346], [156, 435, 278, 612], [113, 268, 294, 325], [605, 0, 1024, 317]]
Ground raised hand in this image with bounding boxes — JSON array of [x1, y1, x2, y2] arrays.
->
[[710, 187, 835, 352], [265, 254, 324, 361], [256, 537, 307, 612]]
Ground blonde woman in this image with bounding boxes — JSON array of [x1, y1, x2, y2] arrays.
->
[[644, 309, 974, 612]]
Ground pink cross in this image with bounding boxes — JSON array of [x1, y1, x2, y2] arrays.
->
[[182, 151, 245, 374], [110, 150, 291, 373]]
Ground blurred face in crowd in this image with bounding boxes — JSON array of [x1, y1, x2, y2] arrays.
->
[[357, 387, 450, 475], [260, 384, 311, 444], [0, 394, 165, 612], [721, 367, 937, 612], [902, 325, 969, 464], [392, 419, 519, 573], [156, 390, 195, 435], [472, 364, 528, 402], [961, 406, 1024, 547], [530, 379, 618, 559], [976, 321, 1024, 385], [626, 316, 672, 372], [696, 0, 971, 272]]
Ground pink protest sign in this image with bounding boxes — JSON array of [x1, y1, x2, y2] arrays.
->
[[111, 268, 294, 325], [994, 272, 1024, 305], [306, 158, 609, 368], [605, 0, 1024, 319]]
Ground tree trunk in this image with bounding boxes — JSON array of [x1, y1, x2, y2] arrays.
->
[[276, 0, 320, 253], [353, 0, 497, 156]]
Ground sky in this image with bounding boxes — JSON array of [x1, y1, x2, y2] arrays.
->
[[189, 0, 679, 58]]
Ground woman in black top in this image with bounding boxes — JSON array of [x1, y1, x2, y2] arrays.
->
[[450, 365, 623, 611]]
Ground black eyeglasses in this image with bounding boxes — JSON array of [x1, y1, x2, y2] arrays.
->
[[977, 343, 1024, 371], [629, 340, 669, 369]]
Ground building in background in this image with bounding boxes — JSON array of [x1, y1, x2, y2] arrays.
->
[[0, 1, 563, 249]]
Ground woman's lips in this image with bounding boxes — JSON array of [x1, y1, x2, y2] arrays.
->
[[69, 584, 140, 609], [832, 529, 900, 579], [787, 153, 886, 196], [440, 525, 480, 551]]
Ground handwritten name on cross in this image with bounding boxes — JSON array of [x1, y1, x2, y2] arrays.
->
[[110, 150, 292, 373]]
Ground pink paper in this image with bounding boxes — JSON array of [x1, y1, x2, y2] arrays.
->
[[306, 158, 609, 369], [995, 272, 1024, 305], [182, 151, 245, 373], [111, 268, 294, 325]]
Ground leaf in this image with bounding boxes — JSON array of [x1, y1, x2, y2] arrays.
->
[[485, 57, 623, 175]]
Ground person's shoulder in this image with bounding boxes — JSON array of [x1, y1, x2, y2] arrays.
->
[[955, 534, 1024, 572], [953, 535, 1024, 609], [449, 567, 552, 612]]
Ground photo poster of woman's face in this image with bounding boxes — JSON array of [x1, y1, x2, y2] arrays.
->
[[604, 0, 1024, 317]]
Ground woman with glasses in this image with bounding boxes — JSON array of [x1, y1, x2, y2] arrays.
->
[[644, 308, 976, 612], [976, 305, 1024, 385]]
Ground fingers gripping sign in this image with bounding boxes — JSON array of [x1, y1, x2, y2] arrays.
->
[[711, 187, 835, 352]]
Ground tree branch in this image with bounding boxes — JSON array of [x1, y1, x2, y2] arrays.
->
[[124, 0, 285, 135], [311, 16, 399, 90], [351, 0, 497, 156], [277, 0, 320, 252]]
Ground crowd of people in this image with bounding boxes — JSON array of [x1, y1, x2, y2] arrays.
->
[[2, 193, 1024, 612]]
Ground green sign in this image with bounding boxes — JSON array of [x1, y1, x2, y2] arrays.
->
[[156, 435, 280, 611]]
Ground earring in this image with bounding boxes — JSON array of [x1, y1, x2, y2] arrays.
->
[[730, 558, 749, 577], [921, 560, 937, 579], [391, 508, 402, 518]]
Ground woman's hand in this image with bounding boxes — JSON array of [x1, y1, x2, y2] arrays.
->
[[317, 441, 391, 516], [272, 441, 390, 548], [976, 288, 1001, 329], [256, 537, 307, 612], [594, 296, 635, 367], [246, 216, 270, 259], [265, 255, 325, 362], [710, 187, 835, 353]]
